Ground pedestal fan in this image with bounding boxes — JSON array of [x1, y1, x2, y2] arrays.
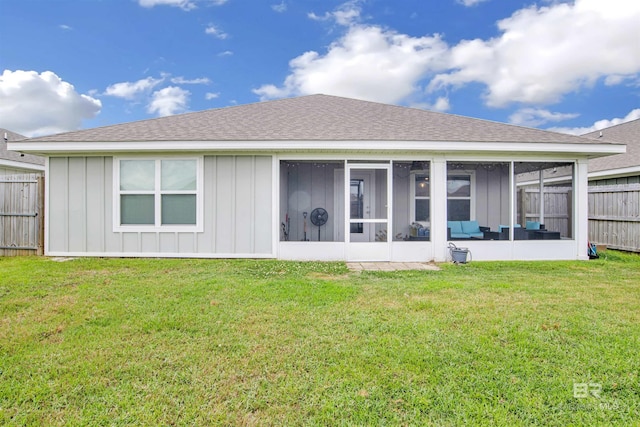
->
[[310, 207, 328, 241]]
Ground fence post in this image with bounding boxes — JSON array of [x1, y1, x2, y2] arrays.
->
[[567, 189, 573, 239], [519, 188, 527, 226], [37, 175, 45, 256]]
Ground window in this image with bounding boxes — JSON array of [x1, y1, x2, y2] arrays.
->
[[412, 172, 430, 225], [115, 158, 202, 231], [392, 161, 430, 241], [350, 178, 364, 233], [447, 173, 474, 221]]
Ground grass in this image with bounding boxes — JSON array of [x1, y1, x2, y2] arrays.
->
[[0, 252, 639, 426]]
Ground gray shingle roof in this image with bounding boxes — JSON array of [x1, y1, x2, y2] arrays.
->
[[25, 94, 603, 145], [0, 128, 45, 166], [583, 118, 640, 173]]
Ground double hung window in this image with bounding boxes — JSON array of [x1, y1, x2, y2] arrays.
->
[[411, 172, 430, 225], [447, 174, 473, 221], [115, 158, 202, 231]]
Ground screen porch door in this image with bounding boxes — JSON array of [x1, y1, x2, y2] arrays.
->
[[346, 163, 391, 261]]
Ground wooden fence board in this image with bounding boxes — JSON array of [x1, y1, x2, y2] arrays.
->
[[519, 187, 572, 237], [0, 174, 44, 256], [588, 183, 640, 252]]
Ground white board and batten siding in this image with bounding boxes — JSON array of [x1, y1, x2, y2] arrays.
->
[[47, 156, 273, 257]]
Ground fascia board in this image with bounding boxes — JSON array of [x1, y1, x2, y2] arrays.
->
[[8, 140, 626, 156], [516, 166, 640, 186], [588, 166, 640, 180], [0, 158, 45, 171]]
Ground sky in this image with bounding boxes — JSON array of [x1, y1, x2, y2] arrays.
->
[[0, 0, 639, 138]]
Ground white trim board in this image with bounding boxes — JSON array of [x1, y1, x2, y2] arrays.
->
[[0, 158, 45, 171], [9, 140, 626, 157], [45, 251, 276, 259], [589, 166, 640, 180]]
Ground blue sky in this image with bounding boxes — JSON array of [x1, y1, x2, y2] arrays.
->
[[1, 0, 639, 137]]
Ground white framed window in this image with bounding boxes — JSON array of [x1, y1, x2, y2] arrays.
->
[[114, 157, 204, 232], [409, 170, 430, 227], [447, 171, 475, 221]]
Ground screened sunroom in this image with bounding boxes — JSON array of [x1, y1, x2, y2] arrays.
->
[[278, 158, 580, 262]]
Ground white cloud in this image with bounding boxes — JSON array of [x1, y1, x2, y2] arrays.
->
[[59, 24, 72, 31], [429, 0, 640, 107], [104, 77, 164, 100], [604, 74, 637, 86], [205, 92, 220, 100], [170, 76, 211, 85], [138, 0, 197, 11], [430, 96, 451, 112], [457, 0, 489, 6], [272, 1, 287, 13], [205, 24, 228, 39], [254, 25, 448, 104], [409, 96, 451, 112], [138, 0, 227, 10], [218, 50, 233, 57], [509, 108, 579, 127], [549, 109, 640, 135], [257, 0, 639, 112], [0, 70, 101, 137], [147, 86, 190, 116], [308, 0, 363, 26]]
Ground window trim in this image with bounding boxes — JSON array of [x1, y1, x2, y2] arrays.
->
[[113, 156, 204, 232], [446, 170, 476, 221], [409, 169, 431, 227]]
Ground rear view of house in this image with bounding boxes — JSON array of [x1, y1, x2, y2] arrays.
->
[[9, 95, 625, 261]]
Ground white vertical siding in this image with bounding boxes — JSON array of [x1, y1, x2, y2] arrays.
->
[[48, 158, 69, 252], [234, 156, 254, 253], [47, 155, 273, 257], [474, 166, 510, 230], [68, 158, 87, 252], [214, 156, 234, 253], [254, 156, 273, 251], [86, 157, 106, 252]]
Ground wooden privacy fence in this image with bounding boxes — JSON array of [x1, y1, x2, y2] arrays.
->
[[588, 183, 640, 252], [518, 187, 572, 238], [0, 174, 44, 256]]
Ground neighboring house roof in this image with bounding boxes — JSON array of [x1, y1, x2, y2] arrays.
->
[[583, 118, 640, 178], [0, 128, 45, 170], [10, 95, 624, 157]]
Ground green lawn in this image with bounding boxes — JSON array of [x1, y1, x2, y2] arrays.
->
[[1, 252, 639, 426]]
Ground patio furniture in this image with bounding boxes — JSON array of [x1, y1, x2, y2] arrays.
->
[[447, 220, 489, 239], [530, 230, 561, 240], [482, 230, 509, 240], [498, 223, 549, 240]]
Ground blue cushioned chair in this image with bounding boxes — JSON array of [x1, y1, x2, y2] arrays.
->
[[526, 221, 541, 230], [448, 220, 489, 239]]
